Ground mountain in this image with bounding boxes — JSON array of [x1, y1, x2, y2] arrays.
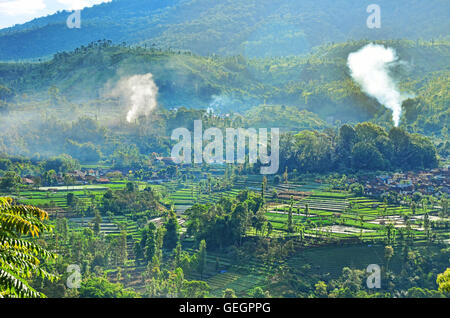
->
[[0, 0, 449, 61], [0, 39, 448, 135]]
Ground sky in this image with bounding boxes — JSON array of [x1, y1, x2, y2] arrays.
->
[[0, 0, 111, 29]]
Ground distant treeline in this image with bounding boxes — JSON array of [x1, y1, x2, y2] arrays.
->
[[277, 122, 438, 174], [0, 118, 439, 183]]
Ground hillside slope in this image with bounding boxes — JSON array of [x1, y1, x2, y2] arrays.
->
[[0, 0, 449, 60], [0, 39, 448, 135]]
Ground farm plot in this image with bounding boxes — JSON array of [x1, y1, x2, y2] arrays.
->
[[263, 186, 438, 242], [168, 182, 242, 213], [367, 216, 424, 230], [318, 225, 375, 235], [16, 181, 129, 212]]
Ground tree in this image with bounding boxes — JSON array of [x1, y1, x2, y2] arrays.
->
[[351, 142, 384, 170], [43, 169, 58, 186], [384, 245, 394, 273], [173, 242, 182, 269], [336, 124, 357, 166], [406, 287, 445, 298], [163, 210, 180, 249], [197, 240, 207, 280], [423, 212, 431, 241], [79, 276, 138, 298], [63, 174, 74, 190], [267, 222, 273, 237], [144, 223, 157, 264], [385, 223, 395, 245], [248, 286, 270, 298], [0, 172, 21, 192], [67, 193, 76, 207], [110, 231, 127, 266], [283, 167, 288, 183], [437, 268, 450, 293], [273, 175, 281, 185], [92, 210, 102, 235], [223, 288, 237, 298], [126, 182, 136, 192], [181, 280, 210, 298], [314, 281, 328, 298], [287, 198, 294, 233], [349, 183, 364, 196], [355, 122, 387, 144], [231, 202, 249, 246], [441, 198, 448, 217], [0, 197, 58, 297]]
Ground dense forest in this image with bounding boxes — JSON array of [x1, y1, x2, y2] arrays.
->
[[0, 109, 440, 174], [0, 40, 448, 156], [0, 0, 449, 60]]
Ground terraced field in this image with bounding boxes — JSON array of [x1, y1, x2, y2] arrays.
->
[[261, 181, 445, 243], [183, 244, 272, 297], [10, 181, 130, 211], [168, 181, 242, 213], [9, 173, 447, 297]]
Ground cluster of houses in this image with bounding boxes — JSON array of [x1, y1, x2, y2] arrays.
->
[[355, 166, 449, 197], [65, 169, 114, 184], [21, 168, 125, 187]]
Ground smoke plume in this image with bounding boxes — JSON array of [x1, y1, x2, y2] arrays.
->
[[108, 73, 158, 123], [347, 43, 409, 126]]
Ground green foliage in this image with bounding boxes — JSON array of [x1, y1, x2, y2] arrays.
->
[[181, 280, 210, 298], [79, 276, 138, 298], [0, 197, 58, 298], [42, 154, 80, 173], [0, 39, 448, 144], [245, 105, 325, 131], [437, 268, 450, 293], [279, 123, 438, 174], [222, 288, 237, 298], [248, 286, 270, 298], [186, 191, 264, 249], [101, 185, 162, 215], [163, 210, 180, 250], [0, 0, 448, 60], [0, 171, 20, 192], [406, 287, 446, 298]]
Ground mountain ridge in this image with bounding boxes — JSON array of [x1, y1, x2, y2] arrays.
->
[[0, 0, 449, 61]]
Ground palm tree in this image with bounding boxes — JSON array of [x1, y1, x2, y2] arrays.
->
[[0, 197, 58, 297], [385, 223, 395, 245]]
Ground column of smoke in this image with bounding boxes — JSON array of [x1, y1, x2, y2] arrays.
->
[[347, 44, 410, 127], [108, 73, 158, 123]]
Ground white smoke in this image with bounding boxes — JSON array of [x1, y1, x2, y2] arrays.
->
[[347, 43, 409, 126], [108, 73, 158, 123]]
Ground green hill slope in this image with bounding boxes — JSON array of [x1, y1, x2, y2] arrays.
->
[[0, 39, 448, 135], [0, 0, 448, 60]]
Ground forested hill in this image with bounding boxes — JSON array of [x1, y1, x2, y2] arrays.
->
[[0, 0, 449, 60], [0, 39, 448, 136]]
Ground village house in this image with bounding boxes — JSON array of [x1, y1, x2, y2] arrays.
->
[[358, 166, 449, 198], [156, 156, 176, 165], [96, 178, 110, 184], [67, 170, 87, 182], [22, 177, 35, 186]]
